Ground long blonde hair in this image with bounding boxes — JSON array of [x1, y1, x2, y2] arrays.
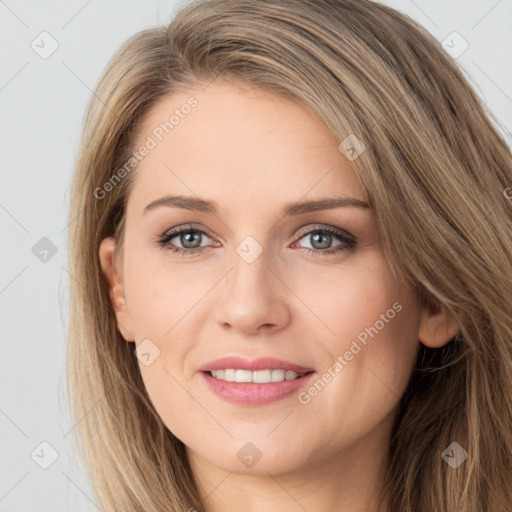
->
[[67, 1, 512, 510]]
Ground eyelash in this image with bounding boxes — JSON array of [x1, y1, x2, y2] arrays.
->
[[155, 223, 357, 257]]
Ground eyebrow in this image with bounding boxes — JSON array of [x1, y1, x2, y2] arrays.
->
[[143, 194, 370, 216]]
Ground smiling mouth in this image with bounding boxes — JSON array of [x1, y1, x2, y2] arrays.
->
[[205, 369, 314, 383]]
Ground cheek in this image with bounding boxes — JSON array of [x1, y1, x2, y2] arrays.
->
[[330, 265, 420, 391], [137, 358, 207, 447], [297, 256, 420, 423], [124, 252, 200, 336], [290, 251, 413, 348]]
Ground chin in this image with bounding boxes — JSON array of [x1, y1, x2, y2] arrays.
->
[[192, 436, 315, 476]]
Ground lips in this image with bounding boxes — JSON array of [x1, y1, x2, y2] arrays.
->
[[198, 356, 316, 405]]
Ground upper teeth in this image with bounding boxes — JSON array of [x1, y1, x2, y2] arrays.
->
[[210, 369, 306, 383]]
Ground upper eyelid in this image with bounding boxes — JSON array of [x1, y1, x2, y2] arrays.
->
[[294, 224, 354, 240], [162, 223, 355, 243]]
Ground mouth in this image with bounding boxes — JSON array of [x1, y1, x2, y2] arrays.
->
[[198, 357, 316, 405]]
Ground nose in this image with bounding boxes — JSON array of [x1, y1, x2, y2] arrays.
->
[[213, 244, 291, 337]]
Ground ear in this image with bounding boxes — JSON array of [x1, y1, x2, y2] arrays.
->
[[418, 301, 460, 348], [98, 237, 135, 342]]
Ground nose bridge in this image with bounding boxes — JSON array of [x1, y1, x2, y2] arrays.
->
[[214, 234, 289, 334], [228, 234, 274, 299]]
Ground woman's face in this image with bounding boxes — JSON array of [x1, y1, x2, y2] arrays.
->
[[99, 80, 455, 478]]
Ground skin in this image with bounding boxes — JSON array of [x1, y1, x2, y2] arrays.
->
[[99, 79, 460, 512]]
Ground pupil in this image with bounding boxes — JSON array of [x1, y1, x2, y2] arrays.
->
[[312, 232, 331, 249]]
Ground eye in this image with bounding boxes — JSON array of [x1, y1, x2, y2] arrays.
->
[[155, 224, 357, 257], [292, 226, 357, 256], [156, 224, 217, 256]]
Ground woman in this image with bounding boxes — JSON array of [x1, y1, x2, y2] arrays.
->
[[67, 0, 512, 510]]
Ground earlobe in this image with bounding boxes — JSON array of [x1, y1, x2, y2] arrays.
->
[[418, 301, 460, 348], [98, 237, 135, 342]]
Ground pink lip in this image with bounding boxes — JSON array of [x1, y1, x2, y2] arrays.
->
[[198, 356, 313, 373], [198, 356, 315, 406]]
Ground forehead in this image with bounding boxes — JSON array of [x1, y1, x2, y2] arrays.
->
[[127, 80, 367, 215]]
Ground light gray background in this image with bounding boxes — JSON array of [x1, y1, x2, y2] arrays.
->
[[1, 1, 511, 510]]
